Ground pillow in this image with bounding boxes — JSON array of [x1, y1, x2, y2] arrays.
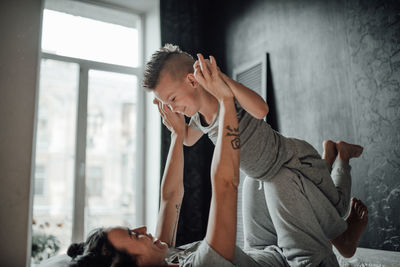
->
[[38, 254, 71, 267]]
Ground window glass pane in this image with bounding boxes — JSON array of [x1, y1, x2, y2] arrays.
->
[[41, 9, 139, 67], [34, 166, 46, 196], [32, 59, 78, 263], [86, 70, 137, 233]]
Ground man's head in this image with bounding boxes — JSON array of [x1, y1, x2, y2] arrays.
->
[[143, 44, 201, 117], [142, 44, 194, 90]]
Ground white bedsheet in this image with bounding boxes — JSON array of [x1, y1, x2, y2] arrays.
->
[[38, 248, 400, 267], [334, 247, 400, 267]]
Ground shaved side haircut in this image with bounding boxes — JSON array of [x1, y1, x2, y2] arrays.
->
[[142, 44, 195, 90]]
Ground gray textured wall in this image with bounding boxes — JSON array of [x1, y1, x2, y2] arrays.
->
[[0, 0, 42, 266], [218, 0, 400, 251]]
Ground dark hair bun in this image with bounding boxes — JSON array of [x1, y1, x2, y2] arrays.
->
[[67, 242, 85, 258]]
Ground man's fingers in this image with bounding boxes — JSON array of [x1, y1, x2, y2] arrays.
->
[[205, 58, 217, 77], [160, 102, 165, 113], [161, 103, 180, 123], [193, 60, 200, 69], [164, 104, 173, 114], [194, 67, 206, 85], [209, 56, 218, 73], [159, 102, 169, 118], [197, 53, 211, 80], [158, 103, 168, 124], [157, 102, 163, 114], [161, 102, 170, 114], [204, 59, 213, 71], [159, 103, 171, 126]]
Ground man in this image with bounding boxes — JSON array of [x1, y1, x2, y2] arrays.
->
[[147, 48, 368, 266]]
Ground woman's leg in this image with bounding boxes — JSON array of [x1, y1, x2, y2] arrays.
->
[[242, 176, 277, 250], [263, 167, 342, 266]]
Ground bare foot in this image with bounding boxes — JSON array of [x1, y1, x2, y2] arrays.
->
[[323, 140, 338, 166], [336, 141, 363, 162], [331, 198, 368, 258]]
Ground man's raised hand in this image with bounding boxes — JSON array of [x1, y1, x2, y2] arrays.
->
[[193, 54, 233, 101]]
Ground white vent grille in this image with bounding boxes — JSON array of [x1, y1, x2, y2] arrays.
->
[[236, 63, 263, 96]]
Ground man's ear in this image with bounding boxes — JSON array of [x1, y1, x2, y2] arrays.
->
[[186, 73, 198, 88]]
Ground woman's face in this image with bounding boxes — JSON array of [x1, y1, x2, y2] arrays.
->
[[107, 226, 168, 266]]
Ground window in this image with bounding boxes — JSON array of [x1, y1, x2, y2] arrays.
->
[[34, 166, 46, 196], [41, 10, 138, 67], [87, 166, 103, 197], [32, 1, 144, 263]]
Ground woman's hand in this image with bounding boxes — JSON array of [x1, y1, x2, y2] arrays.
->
[[154, 99, 186, 137], [193, 54, 234, 101]]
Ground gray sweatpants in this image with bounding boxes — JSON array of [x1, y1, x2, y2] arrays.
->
[[243, 161, 351, 266]]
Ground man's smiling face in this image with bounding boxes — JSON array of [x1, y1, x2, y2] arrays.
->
[[154, 72, 200, 117]]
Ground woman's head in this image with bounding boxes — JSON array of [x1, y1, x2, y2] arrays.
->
[[107, 226, 169, 266], [67, 226, 168, 267]]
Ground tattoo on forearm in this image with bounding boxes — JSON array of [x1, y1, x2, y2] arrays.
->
[[226, 125, 239, 133], [171, 204, 181, 245], [225, 125, 240, 149]]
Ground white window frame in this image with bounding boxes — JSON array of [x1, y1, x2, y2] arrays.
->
[[39, 3, 146, 243]]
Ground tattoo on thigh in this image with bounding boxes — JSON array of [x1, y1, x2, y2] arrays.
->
[[225, 125, 240, 149]]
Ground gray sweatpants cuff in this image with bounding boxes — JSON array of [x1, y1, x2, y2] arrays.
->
[[332, 160, 352, 217]]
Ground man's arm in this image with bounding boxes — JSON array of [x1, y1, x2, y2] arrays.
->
[[220, 71, 269, 119], [194, 56, 269, 119], [195, 54, 240, 261], [154, 102, 185, 247], [183, 124, 204, 146], [205, 98, 240, 261]]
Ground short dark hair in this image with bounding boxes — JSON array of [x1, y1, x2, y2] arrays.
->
[[67, 228, 138, 267], [142, 44, 195, 90]]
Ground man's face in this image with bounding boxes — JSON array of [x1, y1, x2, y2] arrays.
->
[[154, 72, 199, 117]]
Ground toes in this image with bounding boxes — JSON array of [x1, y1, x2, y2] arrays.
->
[[361, 211, 368, 220], [356, 200, 364, 214], [358, 200, 367, 210], [323, 140, 334, 146], [323, 140, 336, 151], [360, 205, 368, 219], [355, 146, 364, 156], [355, 199, 368, 218], [353, 199, 363, 216], [357, 204, 363, 215], [350, 197, 357, 208], [354, 201, 360, 214], [360, 203, 368, 215], [336, 141, 345, 146]]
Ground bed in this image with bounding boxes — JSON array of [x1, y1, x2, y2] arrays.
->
[[37, 248, 400, 267]]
